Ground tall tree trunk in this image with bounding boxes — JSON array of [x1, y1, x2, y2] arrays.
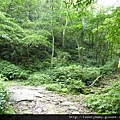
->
[[50, 0, 55, 67], [64, 2, 83, 66], [79, 17, 85, 67], [59, 1, 68, 48], [62, 18, 68, 48], [75, 36, 81, 63]]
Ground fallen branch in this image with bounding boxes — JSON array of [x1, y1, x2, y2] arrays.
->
[[88, 75, 102, 88]]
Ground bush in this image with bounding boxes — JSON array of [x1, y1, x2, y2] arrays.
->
[[51, 65, 100, 86], [48, 65, 86, 94], [51, 65, 83, 82], [44, 65, 103, 94], [84, 79, 120, 114], [52, 51, 71, 67], [100, 60, 117, 75], [82, 67, 101, 85], [0, 60, 28, 80], [67, 79, 86, 94], [0, 75, 8, 114], [28, 72, 52, 86], [46, 83, 62, 92]]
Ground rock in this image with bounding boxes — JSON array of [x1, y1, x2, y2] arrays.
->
[[21, 106, 29, 111], [23, 110, 32, 114], [34, 108, 43, 113], [42, 91, 52, 94], [36, 86, 46, 90], [69, 106, 78, 110], [8, 85, 93, 114], [21, 101, 28, 106], [45, 104, 56, 114], [46, 98, 51, 101], [36, 94, 44, 98], [54, 99, 63, 103], [61, 101, 74, 106], [72, 111, 80, 114], [29, 101, 35, 106], [53, 99, 58, 102], [35, 99, 43, 108], [55, 102, 60, 105], [39, 98, 46, 102], [62, 112, 68, 114], [9, 89, 40, 102], [47, 111, 56, 114]]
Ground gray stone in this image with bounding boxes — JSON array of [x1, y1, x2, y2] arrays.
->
[[29, 101, 35, 106], [23, 110, 32, 114], [53, 99, 58, 102], [47, 99, 51, 101], [62, 112, 68, 114], [34, 108, 43, 113], [72, 111, 80, 114], [22, 106, 29, 111], [61, 101, 74, 106], [45, 104, 55, 114], [21, 101, 28, 106], [69, 106, 78, 110], [9, 89, 40, 102], [36, 94, 44, 98], [40, 98, 46, 102], [42, 91, 51, 94], [55, 102, 59, 105]]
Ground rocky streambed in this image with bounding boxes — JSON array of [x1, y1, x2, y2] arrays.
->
[[8, 84, 95, 114]]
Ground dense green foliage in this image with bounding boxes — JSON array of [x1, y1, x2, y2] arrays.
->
[[50, 65, 101, 86], [26, 62, 117, 94], [0, 59, 28, 80], [0, 0, 119, 114], [84, 79, 120, 114], [0, 75, 8, 113], [0, 0, 119, 67], [28, 73, 52, 86]]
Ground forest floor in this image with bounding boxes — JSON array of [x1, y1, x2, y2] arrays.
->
[[7, 71, 119, 114], [7, 83, 95, 114]]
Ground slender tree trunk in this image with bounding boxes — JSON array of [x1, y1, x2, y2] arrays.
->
[[62, 18, 68, 48], [59, 1, 68, 48], [50, 0, 55, 67], [79, 17, 85, 67], [75, 37, 81, 63]]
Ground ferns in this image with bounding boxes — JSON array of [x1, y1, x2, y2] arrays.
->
[[23, 34, 51, 47], [0, 11, 51, 64], [84, 79, 120, 114], [0, 11, 25, 43]]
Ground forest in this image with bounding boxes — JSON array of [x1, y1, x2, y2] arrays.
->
[[0, 0, 120, 114]]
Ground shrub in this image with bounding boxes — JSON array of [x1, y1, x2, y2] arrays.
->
[[82, 67, 101, 85], [84, 79, 120, 114], [67, 79, 86, 94], [48, 65, 86, 94], [46, 83, 62, 92], [100, 60, 117, 75], [0, 60, 28, 80], [51, 65, 83, 82], [51, 65, 101, 86], [28, 72, 52, 86], [52, 51, 71, 67], [0, 74, 8, 114], [44, 65, 103, 94]]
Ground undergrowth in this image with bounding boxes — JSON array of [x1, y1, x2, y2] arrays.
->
[[0, 74, 13, 114], [84, 78, 120, 114], [0, 59, 29, 80], [0, 58, 119, 114]]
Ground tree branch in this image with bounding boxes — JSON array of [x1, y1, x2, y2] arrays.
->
[[88, 75, 102, 88]]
